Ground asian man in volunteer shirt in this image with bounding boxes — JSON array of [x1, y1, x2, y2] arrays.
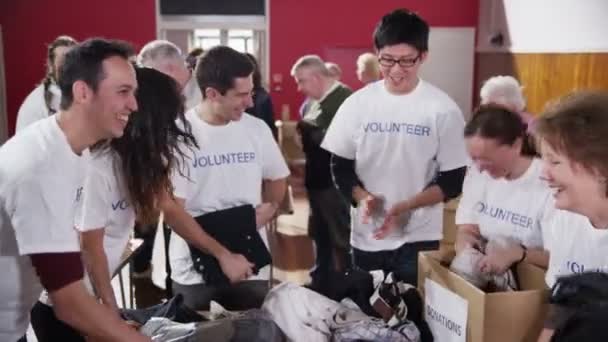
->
[[0, 39, 150, 341], [454, 105, 550, 275], [168, 46, 289, 310], [321, 9, 468, 286], [534, 91, 608, 342], [15, 35, 77, 132]]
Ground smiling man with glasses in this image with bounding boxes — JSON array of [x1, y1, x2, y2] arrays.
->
[[321, 9, 468, 286]]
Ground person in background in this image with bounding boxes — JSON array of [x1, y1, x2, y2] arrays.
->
[[138, 40, 201, 111], [15, 35, 77, 132], [356, 52, 381, 85], [245, 53, 277, 139], [325, 62, 342, 81], [534, 91, 608, 342], [480, 75, 535, 132], [186, 47, 204, 73], [455, 105, 550, 278], [291, 55, 352, 294]]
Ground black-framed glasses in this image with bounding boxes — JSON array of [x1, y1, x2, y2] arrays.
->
[[378, 54, 420, 68]]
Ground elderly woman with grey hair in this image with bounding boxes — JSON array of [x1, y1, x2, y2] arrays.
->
[[480, 75, 535, 132]]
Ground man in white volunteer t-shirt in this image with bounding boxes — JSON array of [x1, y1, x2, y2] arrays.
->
[[321, 9, 468, 286], [168, 46, 290, 310], [15, 35, 77, 132], [534, 91, 608, 342], [0, 39, 150, 341]]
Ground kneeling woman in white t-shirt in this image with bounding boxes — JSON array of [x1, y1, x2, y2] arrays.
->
[[535, 92, 608, 341], [30, 67, 199, 341], [455, 105, 551, 277]]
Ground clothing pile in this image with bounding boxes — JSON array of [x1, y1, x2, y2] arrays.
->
[[126, 270, 433, 342]]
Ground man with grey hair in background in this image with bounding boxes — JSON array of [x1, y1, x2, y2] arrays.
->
[[291, 55, 352, 295], [138, 40, 202, 110]]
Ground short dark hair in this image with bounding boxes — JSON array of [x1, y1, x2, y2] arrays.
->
[[195, 46, 254, 98], [59, 38, 134, 110], [464, 105, 537, 157], [373, 9, 429, 52]]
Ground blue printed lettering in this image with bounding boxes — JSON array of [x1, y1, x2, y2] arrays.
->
[[75, 186, 83, 203], [363, 122, 431, 136], [193, 151, 256, 168], [111, 199, 130, 211], [476, 201, 534, 229]]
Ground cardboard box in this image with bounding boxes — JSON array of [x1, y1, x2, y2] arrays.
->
[[418, 250, 549, 342], [442, 198, 460, 246]]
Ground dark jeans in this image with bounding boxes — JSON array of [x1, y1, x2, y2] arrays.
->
[[353, 240, 439, 286], [30, 301, 84, 342], [307, 187, 351, 293], [17, 336, 26, 342], [172, 280, 269, 311]]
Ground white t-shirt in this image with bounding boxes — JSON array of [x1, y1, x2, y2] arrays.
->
[[543, 209, 608, 288], [0, 116, 87, 341], [76, 150, 136, 292], [321, 79, 468, 251], [182, 76, 202, 111], [169, 109, 290, 285], [16, 83, 61, 132], [455, 159, 551, 248]]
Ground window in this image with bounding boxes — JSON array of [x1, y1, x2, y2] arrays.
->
[[194, 29, 221, 51]]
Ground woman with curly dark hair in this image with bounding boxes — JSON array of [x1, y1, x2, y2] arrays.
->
[[31, 67, 252, 341]]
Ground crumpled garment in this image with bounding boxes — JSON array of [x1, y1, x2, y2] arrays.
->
[[450, 237, 519, 292], [140, 317, 196, 342], [263, 282, 420, 342], [331, 299, 420, 342]]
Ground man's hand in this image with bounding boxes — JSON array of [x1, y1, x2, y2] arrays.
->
[[374, 200, 411, 239], [217, 251, 254, 283], [256, 202, 278, 228], [478, 238, 524, 275]]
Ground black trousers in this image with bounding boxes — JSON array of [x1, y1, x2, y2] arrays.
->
[[307, 186, 351, 293], [172, 280, 269, 311], [30, 301, 84, 342]]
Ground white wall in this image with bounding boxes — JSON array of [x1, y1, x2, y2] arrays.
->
[[478, 0, 608, 53], [420, 27, 476, 119]]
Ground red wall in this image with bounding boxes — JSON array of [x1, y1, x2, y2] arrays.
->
[[0, 0, 156, 136], [269, 0, 479, 119]]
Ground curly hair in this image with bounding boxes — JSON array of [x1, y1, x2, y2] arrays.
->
[[96, 67, 198, 224]]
